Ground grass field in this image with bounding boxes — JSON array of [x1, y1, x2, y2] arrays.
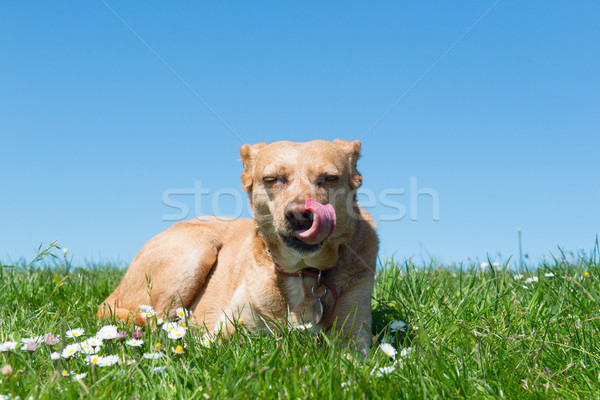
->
[[1, 242, 599, 399]]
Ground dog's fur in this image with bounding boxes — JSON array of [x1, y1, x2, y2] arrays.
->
[[99, 139, 378, 351]]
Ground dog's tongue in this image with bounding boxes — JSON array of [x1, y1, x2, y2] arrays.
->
[[293, 198, 336, 245]]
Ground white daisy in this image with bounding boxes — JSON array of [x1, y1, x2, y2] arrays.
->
[[81, 346, 100, 355], [162, 322, 179, 332], [50, 352, 60, 360], [44, 333, 60, 346], [85, 337, 103, 347], [139, 305, 156, 319], [514, 274, 524, 280], [98, 355, 120, 367], [1, 365, 13, 378], [125, 339, 144, 347], [480, 262, 489, 269], [152, 366, 167, 373], [21, 336, 43, 344], [399, 347, 413, 358], [167, 327, 186, 340], [375, 365, 396, 377], [524, 276, 539, 284], [200, 334, 214, 347], [379, 343, 397, 359], [60, 369, 70, 377], [175, 307, 189, 320], [0, 341, 18, 352], [85, 355, 102, 365], [545, 272, 555, 278], [21, 342, 37, 352], [96, 325, 119, 340], [61, 344, 80, 359], [66, 328, 85, 338], [172, 345, 185, 355], [142, 352, 161, 360], [73, 373, 87, 381], [291, 323, 314, 331], [390, 320, 407, 333]]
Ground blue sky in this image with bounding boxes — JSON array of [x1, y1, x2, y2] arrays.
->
[[1, 1, 598, 267]]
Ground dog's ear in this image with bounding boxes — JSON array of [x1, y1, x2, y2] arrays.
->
[[240, 142, 267, 193], [333, 139, 362, 189]]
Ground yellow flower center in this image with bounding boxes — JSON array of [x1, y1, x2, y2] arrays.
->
[[62, 370, 68, 376], [180, 322, 186, 327], [176, 345, 183, 352]]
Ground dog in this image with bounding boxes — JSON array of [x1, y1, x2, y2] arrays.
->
[[98, 139, 378, 352]]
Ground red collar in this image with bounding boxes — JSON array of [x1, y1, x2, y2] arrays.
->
[[273, 262, 339, 326]]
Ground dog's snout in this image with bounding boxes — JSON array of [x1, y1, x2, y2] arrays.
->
[[285, 202, 313, 231]]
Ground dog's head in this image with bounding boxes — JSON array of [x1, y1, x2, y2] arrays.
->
[[240, 139, 362, 269]]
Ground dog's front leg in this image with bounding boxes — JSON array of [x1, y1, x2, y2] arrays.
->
[[327, 277, 375, 357]]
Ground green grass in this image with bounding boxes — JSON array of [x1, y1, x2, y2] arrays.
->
[[1, 243, 599, 399]]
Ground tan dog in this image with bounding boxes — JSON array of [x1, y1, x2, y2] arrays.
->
[[99, 139, 378, 351]]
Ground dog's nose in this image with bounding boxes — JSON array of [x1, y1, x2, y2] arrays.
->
[[285, 202, 313, 231]]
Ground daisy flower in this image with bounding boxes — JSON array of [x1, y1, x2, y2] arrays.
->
[[139, 305, 156, 319], [21, 342, 37, 352], [96, 325, 119, 340], [200, 334, 214, 347], [162, 322, 179, 332], [172, 345, 185, 355], [98, 355, 120, 367], [1, 365, 13, 378], [524, 276, 539, 284], [399, 347, 413, 358], [60, 369, 70, 377], [85, 355, 102, 366], [126, 339, 144, 347], [175, 307, 189, 320], [125, 359, 136, 365], [81, 346, 100, 355], [380, 335, 395, 344], [50, 352, 60, 360], [44, 333, 60, 346], [167, 327, 186, 340], [291, 323, 313, 331], [545, 272, 555, 278], [86, 337, 103, 347], [66, 328, 85, 339], [375, 365, 396, 377], [73, 373, 87, 381], [0, 342, 18, 352], [390, 320, 407, 333], [152, 366, 167, 373], [514, 274, 524, 280], [21, 336, 43, 344], [61, 344, 80, 359], [142, 352, 161, 360], [379, 343, 397, 359]]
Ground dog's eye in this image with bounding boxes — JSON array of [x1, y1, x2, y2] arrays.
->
[[316, 175, 340, 186], [263, 176, 285, 184]]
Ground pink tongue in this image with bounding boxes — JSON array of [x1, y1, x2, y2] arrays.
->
[[293, 198, 337, 245]]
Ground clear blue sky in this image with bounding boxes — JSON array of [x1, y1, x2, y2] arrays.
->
[[1, 1, 598, 267]]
